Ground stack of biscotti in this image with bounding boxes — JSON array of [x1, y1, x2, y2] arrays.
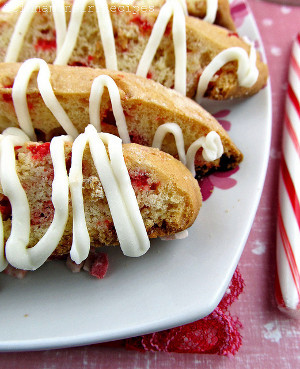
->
[[0, 0, 267, 273], [0, 1, 268, 100], [0, 63, 243, 176]]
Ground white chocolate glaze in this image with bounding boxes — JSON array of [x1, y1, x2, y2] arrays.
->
[[136, 0, 187, 95], [203, 0, 218, 23], [12, 58, 79, 140], [152, 123, 223, 176], [196, 45, 259, 101], [152, 123, 186, 164], [89, 75, 130, 143], [0, 125, 149, 271], [54, 0, 118, 70], [186, 131, 223, 177], [2, 0, 258, 96]]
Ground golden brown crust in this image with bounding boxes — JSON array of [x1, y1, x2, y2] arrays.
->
[[1, 141, 201, 255], [0, 63, 243, 175], [0, 4, 268, 100]]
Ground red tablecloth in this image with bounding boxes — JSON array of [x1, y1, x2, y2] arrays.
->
[[1, 0, 300, 367]]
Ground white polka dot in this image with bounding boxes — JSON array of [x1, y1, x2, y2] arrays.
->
[[281, 6, 291, 14], [263, 322, 282, 343], [252, 240, 266, 255], [270, 46, 282, 56], [262, 18, 273, 27]]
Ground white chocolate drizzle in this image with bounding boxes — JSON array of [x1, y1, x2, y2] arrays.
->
[[203, 0, 218, 23], [196, 45, 259, 101], [0, 125, 150, 271], [135, 0, 187, 95], [54, 0, 118, 70], [89, 75, 130, 143], [2, 0, 258, 96], [152, 123, 223, 177], [186, 130, 223, 177], [12, 58, 79, 141]]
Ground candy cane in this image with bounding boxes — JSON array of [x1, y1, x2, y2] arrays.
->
[[275, 33, 300, 319]]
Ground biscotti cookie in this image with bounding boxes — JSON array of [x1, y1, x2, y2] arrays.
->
[[0, 0, 268, 100], [0, 60, 243, 176], [132, 0, 236, 30], [0, 126, 201, 271]]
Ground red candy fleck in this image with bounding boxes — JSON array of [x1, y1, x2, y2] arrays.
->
[[69, 61, 88, 67], [3, 82, 13, 89], [2, 93, 12, 102], [164, 23, 172, 37], [84, 252, 109, 279], [3, 265, 28, 279], [130, 171, 159, 191], [129, 133, 149, 146], [0, 194, 12, 221], [31, 200, 54, 226], [90, 253, 109, 279], [27, 143, 50, 161], [130, 15, 153, 34], [228, 32, 239, 38], [146, 71, 152, 79], [34, 38, 57, 51]]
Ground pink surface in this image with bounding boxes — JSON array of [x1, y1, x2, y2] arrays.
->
[[1, 0, 300, 367]]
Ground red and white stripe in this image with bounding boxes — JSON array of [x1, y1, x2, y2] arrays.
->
[[275, 33, 300, 318]]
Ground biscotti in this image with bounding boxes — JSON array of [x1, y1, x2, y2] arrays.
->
[[0, 0, 236, 30], [0, 61, 243, 176], [132, 0, 236, 30], [0, 1, 268, 100], [0, 126, 201, 271]]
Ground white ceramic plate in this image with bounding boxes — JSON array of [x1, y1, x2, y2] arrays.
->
[[0, 0, 271, 351]]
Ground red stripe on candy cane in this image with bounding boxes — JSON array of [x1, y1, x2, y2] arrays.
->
[[287, 84, 300, 118], [291, 54, 300, 80], [277, 207, 300, 303], [284, 113, 300, 157], [280, 157, 300, 229]]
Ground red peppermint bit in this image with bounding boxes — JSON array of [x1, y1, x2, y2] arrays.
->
[[31, 200, 54, 226], [88, 55, 94, 62], [27, 142, 50, 161], [2, 93, 12, 102], [0, 194, 11, 221], [0, 1, 8, 9], [130, 15, 153, 35], [89, 253, 109, 279], [3, 265, 28, 279], [228, 32, 239, 38], [96, 219, 114, 231], [146, 71, 152, 79], [69, 61, 88, 67], [65, 152, 72, 174], [129, 133, 149, 146], [164, 23, 172, 37], [34, 38, 57, 51], [130, 171, 159, 191], [3, 82, 13, 89]]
